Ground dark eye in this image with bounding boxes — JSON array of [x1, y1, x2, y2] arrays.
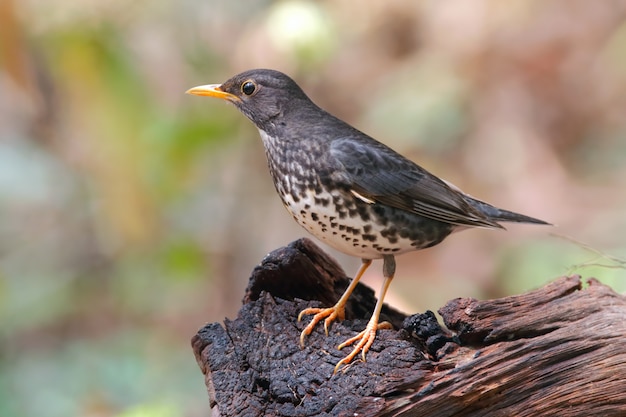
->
[[241, 81, 256, 96]]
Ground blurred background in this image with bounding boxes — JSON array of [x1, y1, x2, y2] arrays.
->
[[1, 0, 625, 416]]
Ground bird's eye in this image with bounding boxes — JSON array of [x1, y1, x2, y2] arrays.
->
[[241, 81, 256, 96]]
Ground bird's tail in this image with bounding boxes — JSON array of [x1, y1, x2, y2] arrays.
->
[[467, 196, 551, 226]]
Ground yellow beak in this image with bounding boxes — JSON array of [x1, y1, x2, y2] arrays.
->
[[185, 84, 240, 102]]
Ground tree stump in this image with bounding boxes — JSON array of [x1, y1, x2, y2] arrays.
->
[[191, 238, 626, 416]]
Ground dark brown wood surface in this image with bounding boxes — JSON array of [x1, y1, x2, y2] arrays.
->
[[192, 238, 626, 417]]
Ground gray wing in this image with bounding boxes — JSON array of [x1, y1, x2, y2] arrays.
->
[[329, 137, 503, 229]]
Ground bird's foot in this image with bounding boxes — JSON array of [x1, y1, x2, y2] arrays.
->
[[298, 305, 346, 346], [334, 320, 393, 374]]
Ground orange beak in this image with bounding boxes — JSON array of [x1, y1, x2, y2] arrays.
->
[[185, 84, 240, 102]]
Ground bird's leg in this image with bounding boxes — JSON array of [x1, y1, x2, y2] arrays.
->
[[298, 259, 372, 346], [334, 255, 396, 373]]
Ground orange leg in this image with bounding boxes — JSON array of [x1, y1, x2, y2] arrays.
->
[[334, 255, 396, 373], [299, 255, 398, 373], [298, 259, 372, 346], [334, 270, 394, 373]]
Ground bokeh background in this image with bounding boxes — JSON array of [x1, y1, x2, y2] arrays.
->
[[1, 0, 625, 416]]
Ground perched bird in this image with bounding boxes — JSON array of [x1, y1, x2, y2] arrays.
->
[[187, 69, 549, 373]]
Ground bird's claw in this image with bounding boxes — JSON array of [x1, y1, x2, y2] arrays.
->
[[298, 306, 345, 347], [333, 320, 393, 374]]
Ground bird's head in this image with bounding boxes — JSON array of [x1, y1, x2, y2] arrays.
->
[[186, 69, 311, 130]]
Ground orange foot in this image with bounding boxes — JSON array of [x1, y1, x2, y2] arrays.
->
[[298, 305, 345, 346], [334, 320, 393, 374]]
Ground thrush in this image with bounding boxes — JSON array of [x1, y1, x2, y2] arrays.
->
[[187, 69, 549, 373]]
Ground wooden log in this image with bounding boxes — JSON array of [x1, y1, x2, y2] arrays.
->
[[191, 238, 626, 417]]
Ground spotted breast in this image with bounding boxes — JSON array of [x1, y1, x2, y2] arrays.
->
[[258, 129, 454, 259]]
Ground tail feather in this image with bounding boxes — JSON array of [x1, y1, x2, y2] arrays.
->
[[467, 197, 551, 226]]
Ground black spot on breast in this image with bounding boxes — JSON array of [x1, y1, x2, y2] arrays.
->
[[314, 197, 330, 207], [362, 234, 377, 242], [372, 207, 390, 226], [358, 205, 371, 222]]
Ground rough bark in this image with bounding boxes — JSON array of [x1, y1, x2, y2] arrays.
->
[[192, 238, 626, 417]]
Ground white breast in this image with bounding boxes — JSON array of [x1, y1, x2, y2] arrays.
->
[[280, 188, 418, 259]]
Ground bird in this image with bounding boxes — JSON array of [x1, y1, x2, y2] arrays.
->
[[186, 69, 550, 373]]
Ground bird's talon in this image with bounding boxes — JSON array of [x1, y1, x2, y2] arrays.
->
[[323, 315, 336, 336], [333, 320, 392, 372], [298, 307, 323, 322], [299, 306, 343, 346], [333, 346, 364, 374], [333, 357, 352, 374]]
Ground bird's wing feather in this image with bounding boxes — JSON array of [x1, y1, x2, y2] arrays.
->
[[329, 137, 502, 228]]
